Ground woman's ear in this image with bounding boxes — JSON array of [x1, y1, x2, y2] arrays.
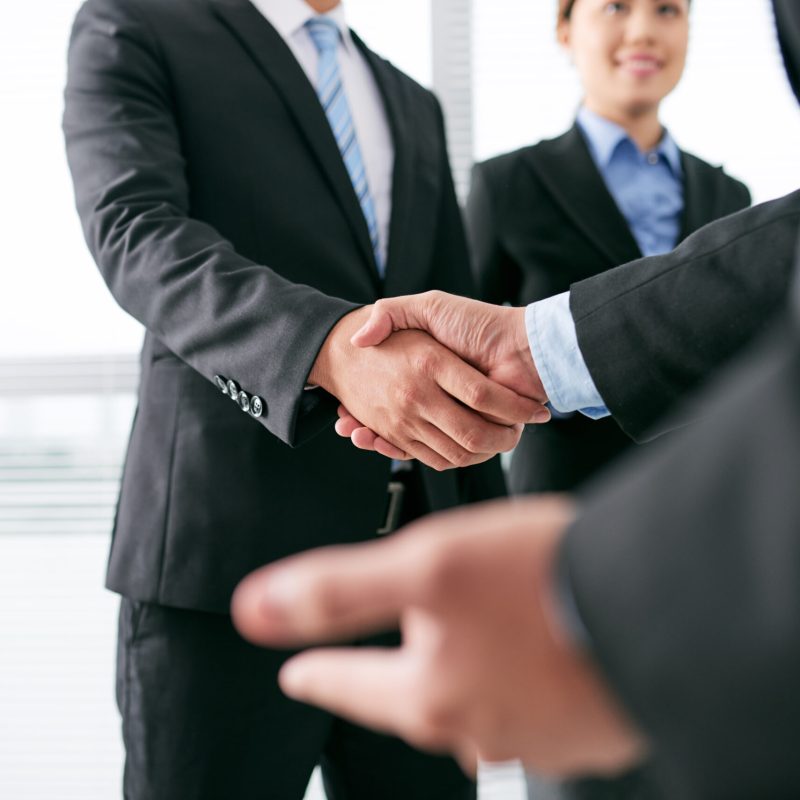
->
[[556, 17, 571, 56]]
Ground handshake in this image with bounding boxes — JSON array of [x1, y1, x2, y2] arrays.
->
[[308, 291, 551, 471]]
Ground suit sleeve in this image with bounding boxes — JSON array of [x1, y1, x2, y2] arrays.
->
[[62, 0, 356, 447], [561, 314, 800, 798], [570, 190, 800, 441]]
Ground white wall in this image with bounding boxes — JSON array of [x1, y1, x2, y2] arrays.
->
[[0, 1, 140, 358]]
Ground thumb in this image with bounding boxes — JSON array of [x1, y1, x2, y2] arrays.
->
[[351, 303, 396, 347], [350, 293, 436, 347]]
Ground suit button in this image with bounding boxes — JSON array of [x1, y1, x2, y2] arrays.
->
[[226, 379, 240, 401], [249, 395, 265, 418], [238, 391, 251, 413], [214, 375, 228, 394]]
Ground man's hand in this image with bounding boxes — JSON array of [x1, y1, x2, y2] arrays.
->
[[309, 306, 548, 471], [231, 497, 647, 776], [331, 292, 550, 460]]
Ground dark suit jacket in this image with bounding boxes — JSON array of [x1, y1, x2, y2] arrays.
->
[[565, 288, 800, 799], [63, 0, 504, 614], [465, 127, 751, 492], [572, 190, 800, 442]]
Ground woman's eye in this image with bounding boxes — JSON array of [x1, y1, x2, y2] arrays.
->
[[656, 2, 682, 16], [603, 2, 627, 13]]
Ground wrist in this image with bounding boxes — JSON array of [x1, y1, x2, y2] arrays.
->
[[309, 306, 371, 395]]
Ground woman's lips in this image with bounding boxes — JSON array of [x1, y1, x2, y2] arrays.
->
[[617, 55, 662, 77]]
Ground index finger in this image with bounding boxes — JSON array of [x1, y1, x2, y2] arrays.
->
[[231, 535, 423, 648], [434, 350, 549, 426], [280, 648, 469, 759], [280, 648, 415, 737]]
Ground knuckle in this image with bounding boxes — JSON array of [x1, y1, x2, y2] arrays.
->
[[429, 457, 450, 473], [503, 426, 524, 451], [463, 381, 489, 409], [417, 686, 462, 741], [453, 449, 477, 468], [405, 717, 450, 752], [438, 443, 471, 468], [459, 428, 487, 455], [412, 347, 439, 376], [373, 297, 390, 316], [424, 289, 445, 310], [396, 382, 421, 410], [412, 706, 456, 747]]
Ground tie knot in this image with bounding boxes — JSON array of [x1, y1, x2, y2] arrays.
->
[[305, 17, 340, 55]]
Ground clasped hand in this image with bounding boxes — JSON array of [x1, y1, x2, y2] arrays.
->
[[309, 301, 549, 471], [328, 292, 551, 465]]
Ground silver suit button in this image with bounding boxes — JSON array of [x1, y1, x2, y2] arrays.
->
[[226, 379, 240, 401], [249, 395, 265, 418], [238, 391, 251, 413]]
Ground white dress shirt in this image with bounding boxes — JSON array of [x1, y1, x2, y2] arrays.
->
[[249, 0, 394, 266]]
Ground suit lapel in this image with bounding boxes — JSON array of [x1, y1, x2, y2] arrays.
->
[[678, 152, 716, 241], [210, 0, 380, 285], [351, 32, 420, 294], [524, 125, 642, 266]]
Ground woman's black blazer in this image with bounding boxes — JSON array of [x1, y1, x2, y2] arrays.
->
[[466, 124, 752, 494]]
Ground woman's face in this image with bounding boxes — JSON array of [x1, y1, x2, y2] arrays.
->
[[559, 0, 690, 119]]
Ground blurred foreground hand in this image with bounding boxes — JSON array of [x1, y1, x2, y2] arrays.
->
[[231, 496, 646, 777]]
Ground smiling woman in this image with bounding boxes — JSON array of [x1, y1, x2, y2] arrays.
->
[[559, 0, 690, 148]]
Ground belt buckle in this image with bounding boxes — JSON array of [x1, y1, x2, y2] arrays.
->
[[377, 481, 405, 535]]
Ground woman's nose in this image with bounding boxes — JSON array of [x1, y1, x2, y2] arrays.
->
[[622, 7, 659, 46]]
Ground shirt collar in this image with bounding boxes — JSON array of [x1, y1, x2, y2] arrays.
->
[[576, 106, 682, 176], [249, 0, 352, 53]]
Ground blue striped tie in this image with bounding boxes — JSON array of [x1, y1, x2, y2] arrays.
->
[[306, 17, 385, 276]]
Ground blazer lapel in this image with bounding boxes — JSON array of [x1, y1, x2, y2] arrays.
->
[[678, 152, 716, 241], [351, 33, 421, 294], [210, 0, 380, 285], [524, 125, 642, 266]]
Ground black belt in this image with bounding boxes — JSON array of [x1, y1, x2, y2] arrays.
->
[[376, 481, 405, 535], [376, 467, 427, 535]]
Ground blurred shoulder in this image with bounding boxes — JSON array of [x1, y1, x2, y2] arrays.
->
[[681, 150, 752, 210]]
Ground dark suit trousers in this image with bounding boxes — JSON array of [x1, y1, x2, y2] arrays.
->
[[115, 470, 474, 800], [116, 601, 473, 800]]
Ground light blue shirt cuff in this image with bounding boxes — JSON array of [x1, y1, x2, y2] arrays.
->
[[525, 292, 610, 420]]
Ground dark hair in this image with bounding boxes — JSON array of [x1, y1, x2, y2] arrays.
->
[[560, 0, 690, 21], [561, 0, 577, 19]]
